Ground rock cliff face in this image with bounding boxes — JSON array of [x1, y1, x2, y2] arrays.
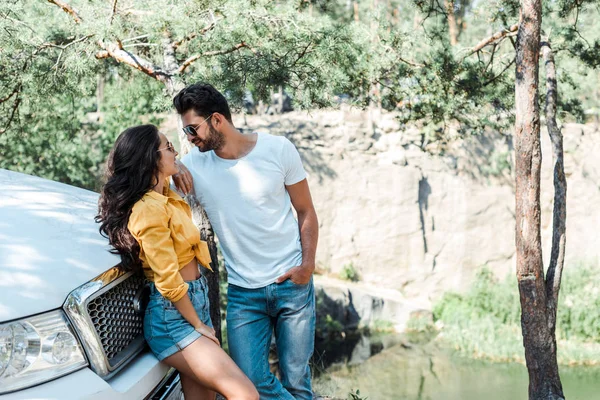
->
[[234, 108, 600, 302]]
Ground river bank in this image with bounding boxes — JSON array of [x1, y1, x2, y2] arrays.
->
[[428, 263, 600, 366], [312, 263, 600, 399], [313, 339, 600, 400]]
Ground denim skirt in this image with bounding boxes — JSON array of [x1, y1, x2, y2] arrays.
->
[[144, 275, 213, 361]]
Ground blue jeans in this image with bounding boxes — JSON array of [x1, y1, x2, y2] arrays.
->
[[144, 275, 212, 361], [227, 278, 315, 400]]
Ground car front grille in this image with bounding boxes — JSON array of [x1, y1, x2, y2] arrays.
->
[[64, 267, 149, 379], [87, 273, 146, 367]]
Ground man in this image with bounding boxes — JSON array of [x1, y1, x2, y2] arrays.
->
[[172, 83, 318, 400]]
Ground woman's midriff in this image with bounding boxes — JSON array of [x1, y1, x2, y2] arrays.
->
[[179, 259, 201, 281]]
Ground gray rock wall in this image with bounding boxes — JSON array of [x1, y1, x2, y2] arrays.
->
[[234, 109, 600, 302]]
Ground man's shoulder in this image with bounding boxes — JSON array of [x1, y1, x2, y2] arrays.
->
[[257, 131, 284, 141], [257, 132, 292, 151]]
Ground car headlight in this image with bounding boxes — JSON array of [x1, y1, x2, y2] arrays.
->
[[0, 310, 88, 394]]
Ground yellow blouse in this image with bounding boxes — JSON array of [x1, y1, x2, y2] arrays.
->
[[128, 181, 212, 302]]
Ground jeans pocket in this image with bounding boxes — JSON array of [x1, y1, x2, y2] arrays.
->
[[189, 289, 202, 312], [164, 307, 182, 324], [201, 285, 213, 326], [164, 299, 178, 310], [289, 277, 310, 287], [143, 310, 157, 342]]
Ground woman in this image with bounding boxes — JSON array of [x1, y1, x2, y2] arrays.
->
[[96, 125, 258, 400]]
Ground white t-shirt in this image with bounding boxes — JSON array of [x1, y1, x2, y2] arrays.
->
[[181, 132, 307, 288]]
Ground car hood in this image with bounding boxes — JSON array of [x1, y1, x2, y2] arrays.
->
[[0, 169, 120, 322]]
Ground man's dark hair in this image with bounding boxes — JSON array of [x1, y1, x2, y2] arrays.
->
[[173, 83, 232, 122]]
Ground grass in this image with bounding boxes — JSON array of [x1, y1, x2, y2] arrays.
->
[[339, 262, 360, 282], [425, 263, 600, 365], [369, 319, 395, 333]]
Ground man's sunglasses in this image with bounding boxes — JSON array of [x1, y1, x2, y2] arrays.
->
[[183, 113, 213, 137]]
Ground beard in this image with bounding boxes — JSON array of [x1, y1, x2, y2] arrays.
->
[[192, 125, 225, 153]]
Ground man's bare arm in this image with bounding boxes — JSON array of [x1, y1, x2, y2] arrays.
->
[[276, 178, 319, 284]]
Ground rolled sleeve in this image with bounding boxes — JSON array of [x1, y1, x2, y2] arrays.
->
[[129, 205, 189, 302]]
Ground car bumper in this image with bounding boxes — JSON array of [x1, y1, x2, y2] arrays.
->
[[0, 350, 181, 400]]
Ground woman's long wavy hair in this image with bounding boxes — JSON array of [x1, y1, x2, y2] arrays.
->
[[96, 125, 162, 272]]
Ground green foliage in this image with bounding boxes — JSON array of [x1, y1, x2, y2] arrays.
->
[[0, 72, 165, 190], [433, 267, 521, 326], [380, 0, 600, 142], [2, 0, 600, 186], [432, 264, 600, 365], [480, 148, 513, 178], [0, 89, 101, 189], [339, 262, 359, 282], [557, 263, 600, 342], [370, 319, 395, 333], [317, 314, 345, 337], [405, 313, 435, 334], [348, 389, 368, 400], [0, 0, 382, 185]]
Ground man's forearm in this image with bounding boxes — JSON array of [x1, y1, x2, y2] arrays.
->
[[298, 209, 318, 269]]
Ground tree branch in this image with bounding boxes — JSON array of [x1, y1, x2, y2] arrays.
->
[[95, 40, 171, 82], [0, 85, 21, 104], [122, 43, 158, 48], [483, 58, 515, 86], [484, 43, 497, 71], [0, 39, 55, 134], [289, 40, 314, 68], [162, 32, 178, 72], [47, 0, 82, 24], [2, 13, 36, 34], [399, 57, 425, 68], [465, 23, 519, 58], [122, 34, 149, 42], [379, 41, 425, 68], [541, 37, 567, 333], [42, 34, 94, 50], [110, 0, 118, 25], [172, 33, 198, 49], [172, 22, 216, 49], [176, 42, 253, 74], [172, 11, 217, 49], [0, 93, 21, 135]]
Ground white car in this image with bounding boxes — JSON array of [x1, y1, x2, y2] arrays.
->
[[0, 169, 183, 399]]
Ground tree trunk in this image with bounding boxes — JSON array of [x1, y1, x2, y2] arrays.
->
[[445, 1, 459, 46], [541, 37, 567, 337], [278, 85, 284, 114], [96, 74, 104, 112], [185, 194, 222, 344], [515, 1, 564, 399]]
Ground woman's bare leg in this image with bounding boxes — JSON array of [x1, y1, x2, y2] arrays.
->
[[180, 372, 216, 400], [162, 336, 258, 400]]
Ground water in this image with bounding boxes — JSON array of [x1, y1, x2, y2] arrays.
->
[[313, 336, 600, 400]]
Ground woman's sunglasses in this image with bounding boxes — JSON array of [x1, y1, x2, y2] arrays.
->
[[157, 141, 176, 153], [182, 113, 213, 137]]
